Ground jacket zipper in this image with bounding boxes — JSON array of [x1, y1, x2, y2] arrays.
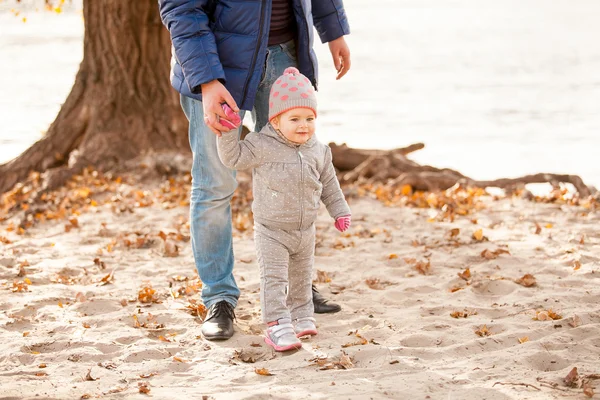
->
[[297, 0, 316, 88], [242, 0, 266, 104], [297, 148, 304, 230]]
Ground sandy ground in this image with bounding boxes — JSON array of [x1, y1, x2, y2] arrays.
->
[[0, 175, 599, 400]]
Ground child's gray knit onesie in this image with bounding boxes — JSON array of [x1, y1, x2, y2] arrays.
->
[[217, 123, 350, 323]]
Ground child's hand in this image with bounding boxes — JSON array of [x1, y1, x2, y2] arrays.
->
[[219, 103, 242, 131], [335, 215, 351, 232]]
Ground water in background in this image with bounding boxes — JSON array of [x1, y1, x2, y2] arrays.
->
[[1, 0, 599, 187]]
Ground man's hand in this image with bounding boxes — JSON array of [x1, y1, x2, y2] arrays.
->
[[328, 36, 351, 80], [200, 80, 240, 136]]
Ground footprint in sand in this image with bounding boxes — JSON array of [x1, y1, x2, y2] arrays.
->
[[525, 351, 570, 371], [471, 280, 516, 296]]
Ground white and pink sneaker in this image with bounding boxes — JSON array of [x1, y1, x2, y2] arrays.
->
[[294, 317, 318, 337], [265, 318, 302, 352]]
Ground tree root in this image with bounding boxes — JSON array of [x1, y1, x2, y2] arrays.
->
[[332, 142, 594, 196]]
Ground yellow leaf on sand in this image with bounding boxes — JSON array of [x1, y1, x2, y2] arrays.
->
[[255, 368, 274, 376], [472, 229, 484, 241], [518, 336, 529, 344]]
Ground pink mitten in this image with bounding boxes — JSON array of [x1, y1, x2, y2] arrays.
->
[[334, 215, 351, 232], [219, 103, 242, 130]]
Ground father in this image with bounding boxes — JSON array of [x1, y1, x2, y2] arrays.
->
[[158, 0, 351, 340]]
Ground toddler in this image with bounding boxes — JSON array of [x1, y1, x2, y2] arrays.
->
[[217, 67, 351, 351]]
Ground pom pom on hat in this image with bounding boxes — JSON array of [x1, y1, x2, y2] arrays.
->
[[268, 68, 317, 121], [283, 67, 300, 75]]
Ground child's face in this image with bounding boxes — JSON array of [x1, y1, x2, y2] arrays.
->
[[271, 108, 316, 145]]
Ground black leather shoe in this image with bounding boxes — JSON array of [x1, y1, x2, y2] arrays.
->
[[313, 285, 341, 314], [201, 301, 236, 340]]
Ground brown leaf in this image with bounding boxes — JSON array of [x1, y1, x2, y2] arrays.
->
[[255, 368, 273, 376], [583, 381, 595, 398], [414, 259, 431, 275], [138, 285, 159, 303], [450, 309, 477, 319], [534, 223, 542, 234], [475, 325, 491, 337], [132, 314, 141, 328], [23, 332, 30, 337], [342, 333, 368, 348], [85, 368, 97, 381], [573, 260, 582, 270], [39, 363, 47, 368], [457, 268, 471, 281], [447, 228, 460, 238], [336, 351, 354, 369], [515, 274, 536, 287], [140, 372, 157, 378], [97, 269, 115, 286], [365, 278, 393, 290], [315, 270, 332, 283], [138, 382, 151, 394], [158, 335, 171, 342], [388, 253, 398, 260], [172, 356, 187, 363], [83, 322, 91, 329], [75, 292, 87, 303], [564, 367, 579, 388], [518, 336, 529, 344], [163, 240, 179, 257]]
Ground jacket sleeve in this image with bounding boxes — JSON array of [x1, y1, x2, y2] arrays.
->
[[320, 146, 351, 219], [311, 0, 351, 43], [217, 131, 264, 170], [158, 0, 225, 94]]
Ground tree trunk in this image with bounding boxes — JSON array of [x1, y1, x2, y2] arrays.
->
[[0, 0, 188, 195]]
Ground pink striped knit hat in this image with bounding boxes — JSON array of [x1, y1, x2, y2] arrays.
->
[[268, 67, 317, 121]]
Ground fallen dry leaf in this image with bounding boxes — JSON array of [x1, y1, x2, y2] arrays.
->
[[342, 333, 368, 348], [255, 368, 273, 376], [573, 260, 582, 270], [75, 292, 86, 303], [583, 381, 595, 398], [138, 285, 159, 303], [414, 259, 431, 275], [315, 270, 332, 283], [447, 228, 460, 238], [515, 274, 537, 287], [472, 229, 487, 241], [337, 351, 354, 369], [518, 336, 529, 344], [138, 382, 151, 394], [534, 309, 562, 321], [132, 314, 142, 328], [365, 278, 393, 290], [475, 325, 491, 337], [85, 368, 97, 381], [388, 253, 398, 260], [534, 223, 542, 235], [564, 367, 579, 388], [172, 357, 187, 363], [39, 363, 47, 368], [457, 268, 471, 281], [481, 248, 511, 260], [450, 309, 477, 319]]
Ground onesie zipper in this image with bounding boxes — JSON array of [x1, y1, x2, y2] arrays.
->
[[297, 148, 304, 230]]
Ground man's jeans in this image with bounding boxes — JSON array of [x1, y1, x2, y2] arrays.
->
[[180, 41, 299, 308]]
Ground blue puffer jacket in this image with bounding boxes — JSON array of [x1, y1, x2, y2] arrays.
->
[[158, 0, 350, 111]]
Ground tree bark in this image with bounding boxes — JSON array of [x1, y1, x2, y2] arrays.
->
[[0, 0, 188, 195]]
